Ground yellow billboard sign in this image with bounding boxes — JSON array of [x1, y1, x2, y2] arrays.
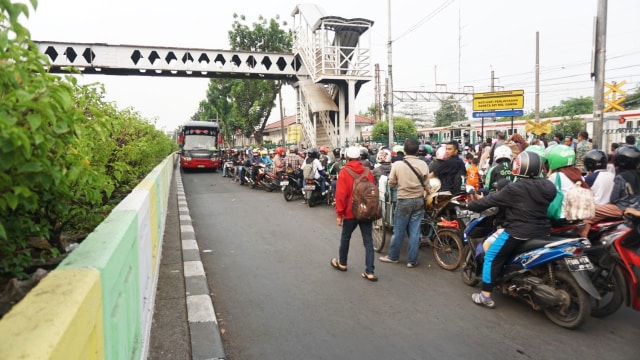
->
[[474, 90, 524, 98], [473, 95, 524, 111]]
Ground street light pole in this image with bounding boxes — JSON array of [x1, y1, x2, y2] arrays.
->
[[592, 0, 607, 149], [387, 0, 394, 148]]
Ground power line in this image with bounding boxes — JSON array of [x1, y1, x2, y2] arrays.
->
[[392, 0, 454, 43]]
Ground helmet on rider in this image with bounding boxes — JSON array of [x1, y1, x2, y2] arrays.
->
[[424, 144, 433, 155], [319, 146, 329, 155], [546, 145, 576, 171], [360, 147, 369, 160], [392, 145, 404, 155], [275, 147, 285, 156], [512, 151, 543, 178], [289, 145, 299, 154], [307, 148, 319, 159], [583, 149, 608, 171], [435, 146, 447, 160], [614, 145, 640, 170], [252, 149, 259, 156], [332, 147, 341, 158], [259, 149, 268, 156], [376, 149, 392, 163], [494, 145, 512, 163], [418, 145, 428, 156]]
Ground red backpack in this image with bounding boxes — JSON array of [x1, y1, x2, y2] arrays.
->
[[345, 168, 381, 221]]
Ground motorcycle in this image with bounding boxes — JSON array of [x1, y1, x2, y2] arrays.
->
[[303, 177, 328, 207], [222, 161, 235, 178], [248, 164, 278, 192], [281, 171, 304, 201], [461, 208, 600, 329], [582, 215, 640, 317]]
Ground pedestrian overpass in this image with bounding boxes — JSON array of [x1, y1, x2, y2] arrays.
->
[[35, 4, 374, 148]]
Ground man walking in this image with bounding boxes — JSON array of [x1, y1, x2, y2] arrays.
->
[[379, 138, 430, 268]]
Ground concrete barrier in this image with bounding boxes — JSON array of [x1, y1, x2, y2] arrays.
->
[[0, 153, 175, 360]]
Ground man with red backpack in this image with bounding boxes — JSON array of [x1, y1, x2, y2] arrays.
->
[[331, 146, 378, 282]]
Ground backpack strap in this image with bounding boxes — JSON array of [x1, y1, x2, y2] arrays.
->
[[345, 167, 368, 182]]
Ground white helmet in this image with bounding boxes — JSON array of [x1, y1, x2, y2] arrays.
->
[[435, 146, 447, 160], [377, 149, 392, 163], [494, 145, 512, 162], [428, 178, 442, 193]]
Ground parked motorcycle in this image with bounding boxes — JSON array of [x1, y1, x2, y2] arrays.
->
[[461, 208, 600, 329]]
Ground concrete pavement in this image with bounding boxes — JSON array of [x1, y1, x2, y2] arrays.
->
[[148, 171, 225, 360]]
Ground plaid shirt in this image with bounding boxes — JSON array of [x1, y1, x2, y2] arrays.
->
[[284, 153, 302, 171]]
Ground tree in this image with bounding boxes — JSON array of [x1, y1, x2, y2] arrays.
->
[[434, 98, 467, 127], [541, 96, 593, 118], [371, 117, 417, 141], [228, 14, 292, 145], [551, 116, 585, 140], [624, 86, 640, 109]]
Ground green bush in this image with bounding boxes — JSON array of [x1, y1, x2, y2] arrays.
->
[[0, 0, 177, 278]]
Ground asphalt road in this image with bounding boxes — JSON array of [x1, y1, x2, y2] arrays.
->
[[182, 171, 640, 360]]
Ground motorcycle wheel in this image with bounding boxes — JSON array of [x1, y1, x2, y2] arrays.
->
[[308, 193, 316, 207], [432, 229, 464, 271], [373, 218, 386, 253], [461, 244, 479, 286], [542, 270, 591, 329], [283, 185, 295, 201], [264, 179, 274, 192], [590, 265, 626, 318]]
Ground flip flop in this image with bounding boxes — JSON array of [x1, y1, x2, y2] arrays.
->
[[331, 258, 347, 271], [361, 272, 378, 282]]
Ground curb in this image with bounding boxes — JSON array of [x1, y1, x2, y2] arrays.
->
[[176, 172, 226, 360]]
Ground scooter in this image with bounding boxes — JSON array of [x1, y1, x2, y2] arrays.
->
[[281, 171, 304, 201], [461, 208, 600, 329]]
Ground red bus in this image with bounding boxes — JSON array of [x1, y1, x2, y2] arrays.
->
[[178, 121, 222, 171]]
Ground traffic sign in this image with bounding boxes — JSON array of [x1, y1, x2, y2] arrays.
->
[[473, 95, 524, 111], [472, 110, 524, 118], [473, 90, 524, 98]]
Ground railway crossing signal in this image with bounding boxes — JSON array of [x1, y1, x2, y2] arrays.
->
[[604, 80, 626, 112]]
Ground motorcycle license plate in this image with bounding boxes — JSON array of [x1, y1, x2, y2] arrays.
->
[[303, 185, 316, 191], [564, 256, 594, 271], [280, 181, 289, 186], [197, 165, 205, 168]]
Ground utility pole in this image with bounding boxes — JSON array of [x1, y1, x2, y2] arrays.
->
[[535, 31, 540, 122], [592, 0, 607, 149], [278, 84, 286, 146], [387, 0, 394, 148], [374, 63, 381, 122]]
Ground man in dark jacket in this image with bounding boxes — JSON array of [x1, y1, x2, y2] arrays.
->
[[466, 151, 556, 308], [431, 141, 466, 193]]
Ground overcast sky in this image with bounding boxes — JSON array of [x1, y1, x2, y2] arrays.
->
[[22, 0, 640, 131]]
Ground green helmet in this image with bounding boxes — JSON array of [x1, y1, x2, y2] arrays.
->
[[424, 144, 433, 155], [546, 144, 576, 171], [524, 145, 545, 161]]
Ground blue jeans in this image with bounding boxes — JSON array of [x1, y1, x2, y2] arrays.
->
[[339, 218, 374, 274], [387, 197, 425, 265]]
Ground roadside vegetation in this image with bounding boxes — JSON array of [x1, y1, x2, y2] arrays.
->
[[0, 0, 177, 281]]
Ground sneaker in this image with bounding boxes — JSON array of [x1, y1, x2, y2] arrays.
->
[[472, 293, 495, 308], [379, 255, 399, 263], [407, 262, 418, 268]]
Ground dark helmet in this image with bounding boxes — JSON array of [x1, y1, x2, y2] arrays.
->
[[512, 151, 542, 178], [614, 145, 640, 170], [332, 147, 341, 158], [418, 145, 427, 156], [307, 147, 319, 159], [360, 147, 369, 160], [583, 150, 608, 171]]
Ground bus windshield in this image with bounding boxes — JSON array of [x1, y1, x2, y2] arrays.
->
[[183, 134, 216, 150]]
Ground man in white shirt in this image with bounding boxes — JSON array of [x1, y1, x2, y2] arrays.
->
[[584, 150, 615, 205]]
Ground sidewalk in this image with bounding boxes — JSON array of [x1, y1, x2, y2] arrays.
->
[[148, 171, 225, 360]]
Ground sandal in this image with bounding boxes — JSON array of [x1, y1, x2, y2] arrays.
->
[[361, 272, 378, 282], [331, 258, 347, 272]]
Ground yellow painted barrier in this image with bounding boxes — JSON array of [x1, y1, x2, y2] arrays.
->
[[0, 268, 104, 360]]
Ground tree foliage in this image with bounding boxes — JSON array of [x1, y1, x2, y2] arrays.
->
[[371, 117, 417, 140], [551, 117, 585, 140], [434, 98, 467, 127], [0, 0, 176, 277], [195, 14, 292, 146], [541, 96, 593, 118], [625, 86, 640, 109]]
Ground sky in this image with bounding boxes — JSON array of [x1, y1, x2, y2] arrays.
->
[[20, 0, 640, 132]]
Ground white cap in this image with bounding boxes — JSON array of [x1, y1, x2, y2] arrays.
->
[[346, 146, 360, 159]]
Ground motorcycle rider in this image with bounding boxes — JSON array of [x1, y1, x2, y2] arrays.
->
[[482, 145, 513, 194], [360, 148, 373, 170], [319, 146, 331, 169], [272, 146, 286, 175], [284, 145, 304, 188], [466, 151, 557, 308], [329, 148, 346, 203], [580, 146, 640, 237], [373, 149, 392, 185], [303, 148, 328, 196]]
